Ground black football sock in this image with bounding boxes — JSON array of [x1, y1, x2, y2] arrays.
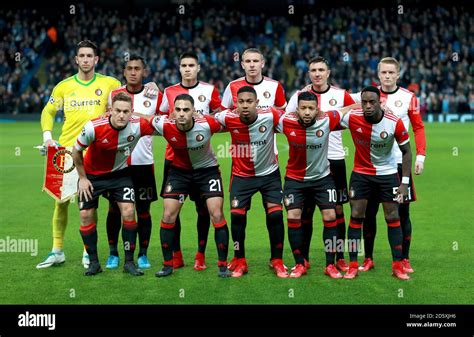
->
[[348, 217, 363, 262], [196, 203, 211, 254], [160, 221, 175, 266], [213, 220, 229, 265], [266, 207, 285, 260], [301, 202, 315, 261], [137, 211, 152, 257], [106, 205, 121, 256], [323, 220, 338, 266], [335, 213, 346, 260], [288, 218, 305, 265], [363, 199, 379, 259], [231, 211, 247, 258], [399, 203, 412, 259], [171, 214, 181, 252], [80, 223, 98, 262], [122, 220, 138, 262], [386, 218, 403, 261]]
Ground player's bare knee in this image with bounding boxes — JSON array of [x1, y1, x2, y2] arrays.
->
[[321, 208, 336, 222], [79, 209, 95, 225]]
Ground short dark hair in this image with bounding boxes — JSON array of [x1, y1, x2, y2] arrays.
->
[[361, 86, 381, 98], [298, 91, 318, 104], [76, 40, 98, 56], [237, 86, 257, 98], [174, 93, 194, 106], [112, 92, 132, 105], [179, 51, 199, 63], [308, 56, 330, 69], [125, 54, 147, 68]]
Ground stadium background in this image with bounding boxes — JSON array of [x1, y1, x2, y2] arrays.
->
[[0, 0, 473, 305]]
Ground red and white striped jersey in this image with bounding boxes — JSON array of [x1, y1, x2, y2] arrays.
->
[[151, 115, 222, 170], [341, 109, 410, 176], [351, 86, 426, 163], [108, 86, 162, 165], [276, 110, 342, 181], [286, 85, 355, 160], [159, 81, 222, 161], [75, 116, 156, 175], [213, 108, 282, 177], [222, 76, 287, 110]]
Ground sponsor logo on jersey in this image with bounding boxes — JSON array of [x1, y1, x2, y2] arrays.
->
[[263, 91, 271, 99], [259, 125, 267, 133], [231, 198, 239, 208], [316, 129, 324, 137], [70, 99, 101, 107], [380, 131, 388, 139], [198, 95, 206, 102], [95, 89, 102, 96], [329, 98, 337, 106], [127, 135, 135, 142], [395, 100, 403, 107], [196, 134, 204, 142], [144, 100, 151, 108]]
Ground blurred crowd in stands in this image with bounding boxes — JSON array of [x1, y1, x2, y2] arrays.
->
[[0, 3, 472, 114]]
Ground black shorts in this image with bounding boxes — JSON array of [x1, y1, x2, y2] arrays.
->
[[79, 168, 135, 210], [329, 159, 349, 205], [229, 169, 283, 210], [283, 174, 336, 211], [130, 164, 158, 205], [162, 165, 224, 201], [349, 171, 400, 203], [397, 163, 416, 203]]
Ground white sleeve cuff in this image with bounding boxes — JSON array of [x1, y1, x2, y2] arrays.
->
[[43, 131, 53, 143], [416, 155, 425, 163]]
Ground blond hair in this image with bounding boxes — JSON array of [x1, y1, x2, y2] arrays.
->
[[378, 57, 400, 72]]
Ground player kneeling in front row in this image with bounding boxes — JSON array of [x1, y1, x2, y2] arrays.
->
[[140, 94, 231, 278], [341, 86, 412, 280], [72, 92, 156, 276]]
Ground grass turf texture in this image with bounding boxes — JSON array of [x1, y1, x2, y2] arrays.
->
[[0, 121, 472, 304]]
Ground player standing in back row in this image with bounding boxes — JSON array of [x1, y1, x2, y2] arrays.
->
[[286, 56, 355, 272]]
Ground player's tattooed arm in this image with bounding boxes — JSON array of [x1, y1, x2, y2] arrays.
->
[[133, 112, 152, 122], [144, 82, 160, 98], [396, 142, 412, 203], [72, 148, 94, 202], [339, 103, 361, 116]]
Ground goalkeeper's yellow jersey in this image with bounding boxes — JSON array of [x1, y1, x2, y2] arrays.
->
[[41, 73, 121, 146]]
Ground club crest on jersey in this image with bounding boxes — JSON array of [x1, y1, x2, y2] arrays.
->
[[259, 125, 267, 133], [231, 198, 239, 208], [196, 134, 204, 142], [143, 100, 151, 108], [198, 95, 206, 102], [380, 131, 388, 139], [395, 100, 403, 107], [127, 135, 135, 142], [95, 89, 102, 96], [165, 184, 173, 193], [329, 98, 337, 106], [263, 91, 271, 99], [316, 129, 324, 137]]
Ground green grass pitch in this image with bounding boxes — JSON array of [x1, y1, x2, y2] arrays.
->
[[0, 121, 472, 304]]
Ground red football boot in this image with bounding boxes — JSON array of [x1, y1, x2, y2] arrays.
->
[[289, 263, 307, 278], [358, 257, 375, 271], [227, 257, 239, 271], [392, 261, 410, 280], [336, 259, 349, 272], [193, 252, 207, 271], [231, 258, 248, 278], [324, 264, 343, 279], [172, 251, 184, 269], [343, 261, 359, 279], [402, 259, 414, 273], [269, 258, 288, 278]]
